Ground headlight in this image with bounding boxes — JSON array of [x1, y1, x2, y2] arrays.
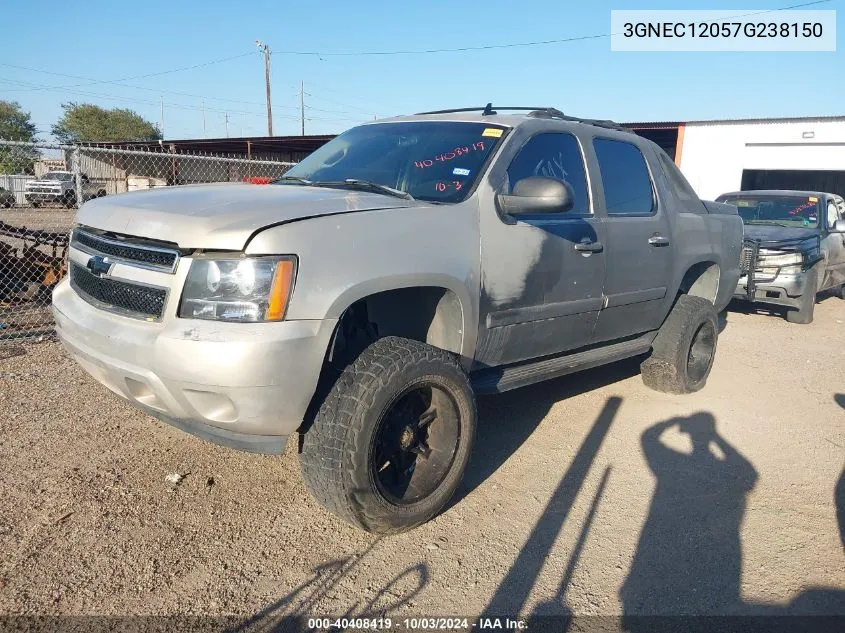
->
[[757, 251, 803, 267], [178, 256, 296, 322]]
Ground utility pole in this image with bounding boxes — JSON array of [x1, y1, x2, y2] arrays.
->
[[256, 40, 273, 136], [224, 112, 229, 138], [160, 97, 164, 137], [201, 100, 206, 137], [300, 80, 305, 136]]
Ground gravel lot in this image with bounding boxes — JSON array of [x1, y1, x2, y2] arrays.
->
[[0, 299, 843, 625]]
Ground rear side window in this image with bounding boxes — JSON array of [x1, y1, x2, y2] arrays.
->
[[506, 133, 590, 214], [593, 138, 655, 215], [657, 151, 707, 214]]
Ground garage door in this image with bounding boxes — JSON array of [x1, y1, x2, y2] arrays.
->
[[741, 142, 845, 197], [741, 169, 845, 198]]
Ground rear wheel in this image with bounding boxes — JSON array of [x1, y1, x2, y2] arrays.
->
[[299, 336, 476, 534], [641, 295, 718, 394], [786, 268, 819, 324], [63, 192, 77, 209], [30, 200, 40, 208]]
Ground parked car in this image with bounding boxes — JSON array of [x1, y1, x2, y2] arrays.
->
[[717, 189, 845, 324], [0, 187, 15, 208], [24, 171, 106, 208], [53, 106, 743, 533]]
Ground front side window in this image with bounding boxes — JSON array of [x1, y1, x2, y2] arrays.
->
[[505, 132, 590, 214], [279, 121, 507, 203], [593, 138, 655, 215], [827, 201, 839, 229]]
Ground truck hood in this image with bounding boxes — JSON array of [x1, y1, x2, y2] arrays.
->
[[743, 224, 820, 244], [76, 183, 420, 250]]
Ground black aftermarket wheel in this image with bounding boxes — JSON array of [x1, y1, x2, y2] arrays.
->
[[640, 294, 718, 394], [299, 336, 477, 534]]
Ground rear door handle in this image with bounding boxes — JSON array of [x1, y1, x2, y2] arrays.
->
[[574, 241, 603, 253], [648, 235, 671, 247]]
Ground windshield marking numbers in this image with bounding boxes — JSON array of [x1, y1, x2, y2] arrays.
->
[[414, 142, 487, 169], [435, 181, 464, 193]]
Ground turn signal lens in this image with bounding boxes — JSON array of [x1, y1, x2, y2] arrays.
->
[[267, 259, 295, 321]]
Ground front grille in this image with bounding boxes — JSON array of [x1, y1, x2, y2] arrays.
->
[[28, 187, 59, 194], [70, 261, 167, 320], [72, 229, 179, 272]]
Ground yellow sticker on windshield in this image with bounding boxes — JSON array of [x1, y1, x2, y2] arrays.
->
[[482, 128, 503, 138], [809, 196, 818, 202]]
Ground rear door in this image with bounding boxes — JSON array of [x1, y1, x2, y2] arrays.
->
[[589, 136, 674, 342]]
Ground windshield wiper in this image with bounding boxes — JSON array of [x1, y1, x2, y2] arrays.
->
[[745, 220, 799, 228], [313, 179, 414, 200], [274, 175, 313, 185]]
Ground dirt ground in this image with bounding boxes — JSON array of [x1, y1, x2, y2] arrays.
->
[[0, 298, 843, 626]]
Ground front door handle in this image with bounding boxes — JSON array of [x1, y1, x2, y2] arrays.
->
[[648, 235, 671, 247], [574, 241, 603, 253]]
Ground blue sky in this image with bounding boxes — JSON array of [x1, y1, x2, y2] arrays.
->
[[0, 0, 842, 140]]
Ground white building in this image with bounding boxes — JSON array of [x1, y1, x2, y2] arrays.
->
[[629, 116, 845, 201]]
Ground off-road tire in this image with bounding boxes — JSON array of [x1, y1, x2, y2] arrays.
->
[[30, 201, 40, 208], [786, 267, 819, 324], [63, 192, 76, 209], [641, 294, 718, 394], [299, 336, 476, 534]]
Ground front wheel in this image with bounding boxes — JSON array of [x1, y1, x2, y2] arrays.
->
[[641, 295, 718, 394], [299, 336, 476, 534]]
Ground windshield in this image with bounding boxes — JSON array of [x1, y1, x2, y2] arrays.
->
[[279, 121, 507, 203], [41, 172, 73, 181], [719, 194, 820, 228]]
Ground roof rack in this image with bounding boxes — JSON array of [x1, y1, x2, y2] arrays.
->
[[415, 103, 549, 116], [414, 103, 627, 131], [526, 108, 627, 132]]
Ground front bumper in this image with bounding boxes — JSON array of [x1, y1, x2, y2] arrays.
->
[[733, 270, 811, 309], [25, 192, 64, 202], [52, 279, 336, 454]]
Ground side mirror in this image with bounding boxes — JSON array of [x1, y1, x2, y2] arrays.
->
[[834, 219, 845, 233], [497, 176, 575, 217]]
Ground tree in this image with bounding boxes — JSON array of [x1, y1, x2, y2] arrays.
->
[[0, 100, 38, 174], [52, 103, 162, 144]]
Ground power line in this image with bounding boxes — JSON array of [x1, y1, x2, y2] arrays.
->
[[0, 75, 303, 120], [0, 52, 258, 93]]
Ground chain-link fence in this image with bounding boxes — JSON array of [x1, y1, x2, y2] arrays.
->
[[0, 139, 296, 342]]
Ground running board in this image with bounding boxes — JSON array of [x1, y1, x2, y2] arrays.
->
[[471, 333, 655, 395]]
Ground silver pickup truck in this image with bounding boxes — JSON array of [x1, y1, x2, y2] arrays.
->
[[717, 190, 845, 324], [53, 106, 743, 533]]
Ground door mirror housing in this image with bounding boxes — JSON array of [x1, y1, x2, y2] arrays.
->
[[833, 219, 845, 233], [497, 177, 575, 217]]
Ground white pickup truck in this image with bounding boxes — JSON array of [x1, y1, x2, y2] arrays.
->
[[25, 171, 106, 208]]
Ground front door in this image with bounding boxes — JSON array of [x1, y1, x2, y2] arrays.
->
[[475, 132, 606, 367], [822, 196, 845, 289], [590, 137, 674, 342]]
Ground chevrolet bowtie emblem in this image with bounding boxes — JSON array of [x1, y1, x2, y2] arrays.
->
[[86, 255, 112, 277]]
